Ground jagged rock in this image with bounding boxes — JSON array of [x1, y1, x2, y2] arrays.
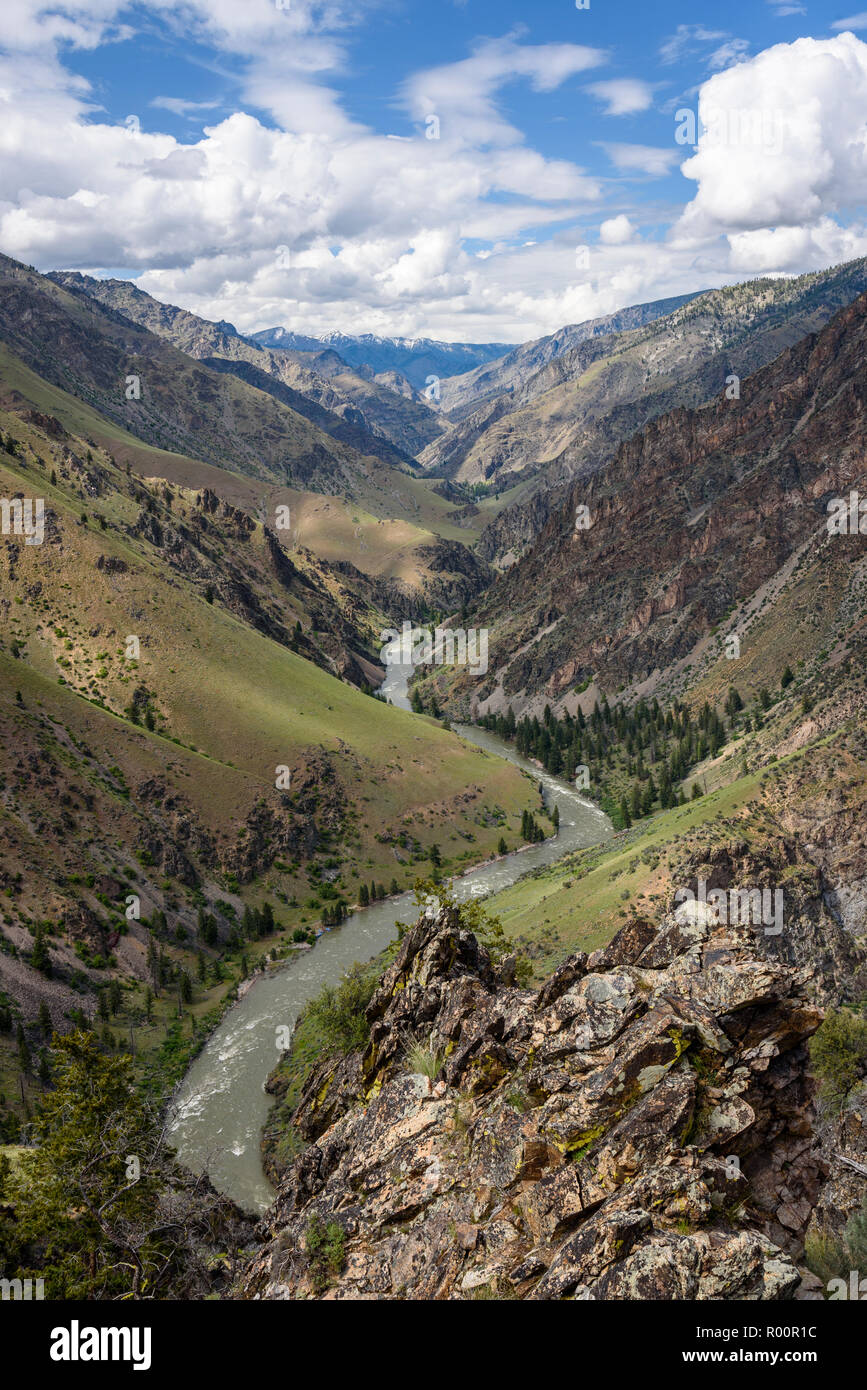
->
[[60, 899, 105, 953], [243, 890, 851, 1300]]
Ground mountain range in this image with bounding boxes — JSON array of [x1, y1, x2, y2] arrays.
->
[[419, 285, 867, 724], [247, 327, 513, 392], [1, 248, 866, 1309]]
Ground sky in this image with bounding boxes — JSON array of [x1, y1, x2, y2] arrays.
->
[[1, 0, 867, 343]]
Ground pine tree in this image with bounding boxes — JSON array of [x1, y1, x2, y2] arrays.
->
[[109, 979, 122, 1016], [31, 924, 51, 976], [16, 1023, 30, 1072]]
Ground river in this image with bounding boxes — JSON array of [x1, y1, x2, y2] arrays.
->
[[167, 662, 611, 1212]]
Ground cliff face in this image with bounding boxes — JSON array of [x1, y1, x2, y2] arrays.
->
[[439, 291, 867, 716], [243, 885, 865, 1300], [423, 260, 867, 500]]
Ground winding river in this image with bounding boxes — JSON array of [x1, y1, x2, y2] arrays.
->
[[168, 663, 612, 1212]]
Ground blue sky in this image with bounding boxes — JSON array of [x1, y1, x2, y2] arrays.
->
[[1, 1, 866, 340]]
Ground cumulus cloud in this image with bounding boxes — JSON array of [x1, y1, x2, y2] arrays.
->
[[599, 215, 635, 244], [1, 6, 866, 341], [0, 13, 611, 338], [677, 32, 867, 252]]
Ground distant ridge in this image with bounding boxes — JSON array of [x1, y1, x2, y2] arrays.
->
[[247, 327, 514, 391]]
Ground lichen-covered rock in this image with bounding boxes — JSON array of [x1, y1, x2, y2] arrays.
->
[[241, 901, 857, 1301]]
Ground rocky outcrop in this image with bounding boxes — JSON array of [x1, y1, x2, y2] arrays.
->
[[414, 538, 494, 607], [242, 892, 860, 1300]]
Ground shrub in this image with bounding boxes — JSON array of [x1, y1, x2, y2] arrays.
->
[[805, 1200, 867, 1287], [844, 1197, 867, 1270], [804, 1228, 848, 1285], [809, 1008, 867, 1114], [305, 1212, 346, 1292], [303, 962, 378, 1055]]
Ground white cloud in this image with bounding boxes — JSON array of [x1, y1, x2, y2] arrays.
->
[[586, 79, 654, 115], [727, 218, 867, 273], [0, 20, 608, 339], [677, 32, 867, 253], [151, 97, 223, 116], [599, 214, 635, 244], [831, 13, 867, 29], [401, 34, 605, 146], [0, 0, 132, 53], [659, 26, 729, 66], [707, 39, 751, 70], [601, 142, 680, 176], [1, 8, 866, 342]]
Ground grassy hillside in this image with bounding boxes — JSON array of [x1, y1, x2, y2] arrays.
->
[[0, 394, 541, 1133], [0, 338, 496, 609], [484, 712, 867, 980]]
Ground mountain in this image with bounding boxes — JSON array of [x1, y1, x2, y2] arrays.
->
[[4, 260, 867, 1309], [417, 288, 867, 722], [249, 328, 513, 392], [0, 255, 383, 496], [421, 260, 867, 564], [48, 272, 447, 464], [434, 292, 703, 418], [0, 256, 502, 609]]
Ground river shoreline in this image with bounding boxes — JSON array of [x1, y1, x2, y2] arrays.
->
[[167, 664, 612, 1212]]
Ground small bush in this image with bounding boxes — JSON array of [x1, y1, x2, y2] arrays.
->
[[806, 1200, 867, 1289], [303, 962, 378, 1055], [844, 1197, 867, 1270], [809, 1008, 867, 1114], [804, 1229, 847, 1285], [306, 1212, 346, 1292]]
